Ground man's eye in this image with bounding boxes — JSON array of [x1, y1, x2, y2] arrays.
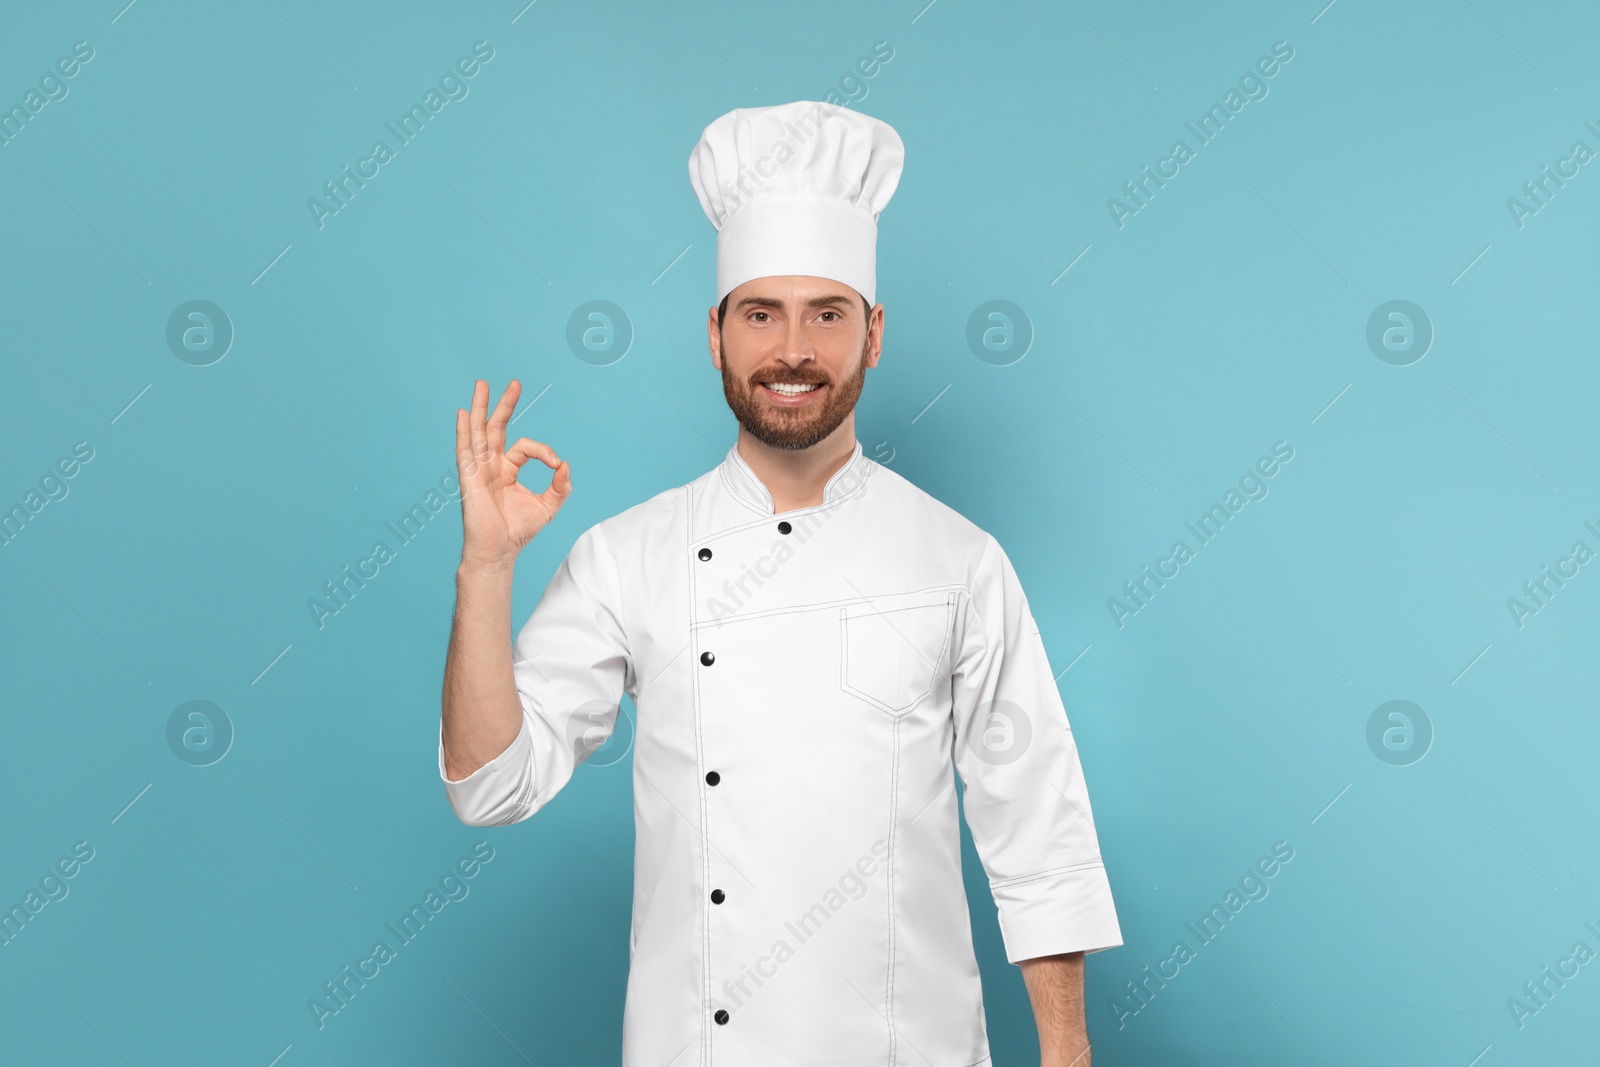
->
[[751, 312, 770, 323], [819, 311, 838, 322]]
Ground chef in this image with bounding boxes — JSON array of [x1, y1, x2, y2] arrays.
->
[[439, 99, 1122, 1066]]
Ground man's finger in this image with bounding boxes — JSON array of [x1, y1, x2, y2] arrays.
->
[[469, 379, 489, 463], [455, 407, 473, 477], [505, 437, 560, 473], [542, 459, 572, 504], [486, 379, 520, 455], [457, 406, 492, 484]]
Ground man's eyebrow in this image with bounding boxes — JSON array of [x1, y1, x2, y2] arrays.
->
[[732, 294, 859, 312]]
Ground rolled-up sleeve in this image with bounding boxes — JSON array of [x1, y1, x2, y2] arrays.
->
[[438, 520, 630, 827], [950, 533, 1122, 963]]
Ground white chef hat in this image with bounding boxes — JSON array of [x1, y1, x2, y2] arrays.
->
[[688, 100, 904, 306]]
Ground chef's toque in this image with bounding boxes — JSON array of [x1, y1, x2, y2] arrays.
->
[[688, 100, 904, 306]]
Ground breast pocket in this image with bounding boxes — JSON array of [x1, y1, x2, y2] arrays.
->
[[839, 589, 958, 717]]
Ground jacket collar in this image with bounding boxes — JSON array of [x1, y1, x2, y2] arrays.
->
[[720, 437, 872, 515]]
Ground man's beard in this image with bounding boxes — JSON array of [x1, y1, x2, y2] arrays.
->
[[719, 338, 868, 451]]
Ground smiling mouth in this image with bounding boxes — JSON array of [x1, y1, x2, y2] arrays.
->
[[760, 381, 824, 396]]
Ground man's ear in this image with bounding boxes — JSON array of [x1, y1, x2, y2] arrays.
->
[[707, 305, 723, 370], [863, 303, 885, 369]]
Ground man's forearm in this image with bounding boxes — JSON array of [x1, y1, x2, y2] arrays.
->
[[1019, 951, 1091, 1067], [440, 560, 522, 781]]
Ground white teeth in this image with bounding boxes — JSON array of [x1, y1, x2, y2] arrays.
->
[[764, 382, 821, 396]]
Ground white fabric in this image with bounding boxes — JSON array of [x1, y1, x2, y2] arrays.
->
[[439, 440, 1122, 1065], [688, 100, 905, 305]]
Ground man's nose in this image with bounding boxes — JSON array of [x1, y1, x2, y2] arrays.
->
[[781, 319, 815, 364]]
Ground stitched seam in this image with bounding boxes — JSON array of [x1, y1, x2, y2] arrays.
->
[[707, 583, 966, 630], [838, 584, 963, 617], [988, 859, 1106, 890], [688, 475, 698, 545], [931, 593, 957, 697], [687, 479, 711, 1067], [838, 606, 849, 713], [961, 534, 998, 650], [721, 462, 774, 518], [845, 599, 957, 622], [885, 714, 899, 1067]]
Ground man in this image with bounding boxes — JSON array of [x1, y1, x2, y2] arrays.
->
[[439, 100, 1122, 1066]]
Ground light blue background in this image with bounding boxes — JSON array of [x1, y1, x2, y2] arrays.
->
[[2, 1, 1597, 1063]]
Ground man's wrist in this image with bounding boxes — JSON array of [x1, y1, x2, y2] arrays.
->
[[457, 557, 517, 583], [1042, 1034, 1092, 1067]]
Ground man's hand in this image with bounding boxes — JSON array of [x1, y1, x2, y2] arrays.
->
[[441, 379, 570, 784], [1019, 951, 1091, 1067], [455, 378, 571, 571]]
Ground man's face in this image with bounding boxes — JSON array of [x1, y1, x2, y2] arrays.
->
[[709, 276, 883, 452]]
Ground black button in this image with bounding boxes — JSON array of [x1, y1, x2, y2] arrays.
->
[[777, 520, 792, 534], [700, 651, 714, 666], [711, 889, 725, 904], [698, 547, 712, 561], [705, 771, 720, 786], [714, 1009, 729, 1025]]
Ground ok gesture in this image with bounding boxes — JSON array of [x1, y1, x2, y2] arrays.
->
[[454, 379, 571, 570]]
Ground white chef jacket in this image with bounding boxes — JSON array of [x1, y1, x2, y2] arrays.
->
[[439, 437, 1122, 1066]]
